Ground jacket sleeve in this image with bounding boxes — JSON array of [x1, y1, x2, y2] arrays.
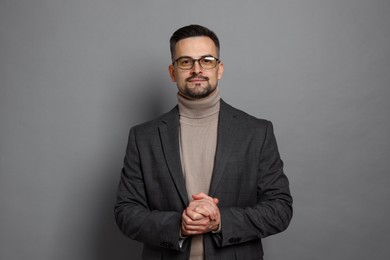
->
[[213, 121, 293, 247], [114, 127, 189, 251]]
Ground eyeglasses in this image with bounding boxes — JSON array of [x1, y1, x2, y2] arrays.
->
[[172, 56, 220, 70]]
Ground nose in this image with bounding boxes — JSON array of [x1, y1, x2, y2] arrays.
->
[[191, 60, 203, 74]]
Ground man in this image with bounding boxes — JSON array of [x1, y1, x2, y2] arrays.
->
[[115, 24, 292, 260]]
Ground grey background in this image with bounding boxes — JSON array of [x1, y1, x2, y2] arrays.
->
[[1, 0, 389, 259]]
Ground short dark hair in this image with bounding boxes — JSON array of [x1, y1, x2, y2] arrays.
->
[[169, 24, 220, 61]]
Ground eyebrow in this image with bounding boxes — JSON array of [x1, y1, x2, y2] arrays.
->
[[177, 54, 217, 59]]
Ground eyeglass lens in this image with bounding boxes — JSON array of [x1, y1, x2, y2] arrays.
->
[[176, 56, 218, 69]]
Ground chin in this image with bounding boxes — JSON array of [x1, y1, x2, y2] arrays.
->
[[186, 87, 213, 99]]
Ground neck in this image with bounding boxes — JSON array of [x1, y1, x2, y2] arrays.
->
[[177, 87, 220, 119]]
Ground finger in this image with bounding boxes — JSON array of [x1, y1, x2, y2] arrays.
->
[[183, 218, 209, 228], [182, 219, 210, 232], [189, 201, 217, 219], [181, 211, 192, 227], [191, 205, 212, 218], [192, 192, 213, 201], [192, 199, 220, 219], [192, 193, 219, 207], [185, 208, 204, 221], [182, 218, 218, 235], [182, 210, 206, 225], [189, 198, 216, 210], [181, 224, 203, 236], [183, 209, 211, 225]]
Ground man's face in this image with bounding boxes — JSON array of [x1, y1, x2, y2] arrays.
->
[[169, 36, 224, 99]]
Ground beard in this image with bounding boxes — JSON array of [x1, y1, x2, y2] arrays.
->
[[183, 74, 216, 99], [183, 83, 214, 99]]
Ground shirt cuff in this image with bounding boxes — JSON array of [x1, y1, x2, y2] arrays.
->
[[212, 223, 221, 233], [178, 230, 188, 248]]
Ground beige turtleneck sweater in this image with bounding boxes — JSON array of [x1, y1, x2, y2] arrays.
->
[[178, 88, 220, 260]]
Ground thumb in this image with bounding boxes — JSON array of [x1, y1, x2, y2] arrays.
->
[[192, 192, 208, 200]]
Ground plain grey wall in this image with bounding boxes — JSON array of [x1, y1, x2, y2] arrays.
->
[[1, 0, 389, 259]]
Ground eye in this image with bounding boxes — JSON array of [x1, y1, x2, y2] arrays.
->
[[178, 57, 192, 66], [201, 57, 214, 64]]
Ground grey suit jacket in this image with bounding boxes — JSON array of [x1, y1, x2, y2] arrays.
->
[[115, 100, 292, 260]]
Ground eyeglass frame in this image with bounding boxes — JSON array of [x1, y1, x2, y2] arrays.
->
[[172, 55, 220, 70]]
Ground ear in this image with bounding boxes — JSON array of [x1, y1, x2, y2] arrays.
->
[[168, 64, 176, 82], [217, 62, 224, 80]]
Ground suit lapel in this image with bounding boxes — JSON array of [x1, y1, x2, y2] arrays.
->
[[158, 107, 189, 206], [209, 100, 240, 197]]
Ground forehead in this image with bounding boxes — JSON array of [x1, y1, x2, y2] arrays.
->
[[174, 36, 218, 58]]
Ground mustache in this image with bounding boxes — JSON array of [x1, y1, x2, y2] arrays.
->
[[186, 74, 209, 82]]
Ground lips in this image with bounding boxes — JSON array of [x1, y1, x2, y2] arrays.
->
[[186, 75, 209, 82]]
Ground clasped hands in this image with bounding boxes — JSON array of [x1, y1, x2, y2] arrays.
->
[[181, 192, 220, 237]]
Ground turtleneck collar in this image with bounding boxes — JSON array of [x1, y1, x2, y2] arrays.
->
[[177, 87, 221, 119]]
